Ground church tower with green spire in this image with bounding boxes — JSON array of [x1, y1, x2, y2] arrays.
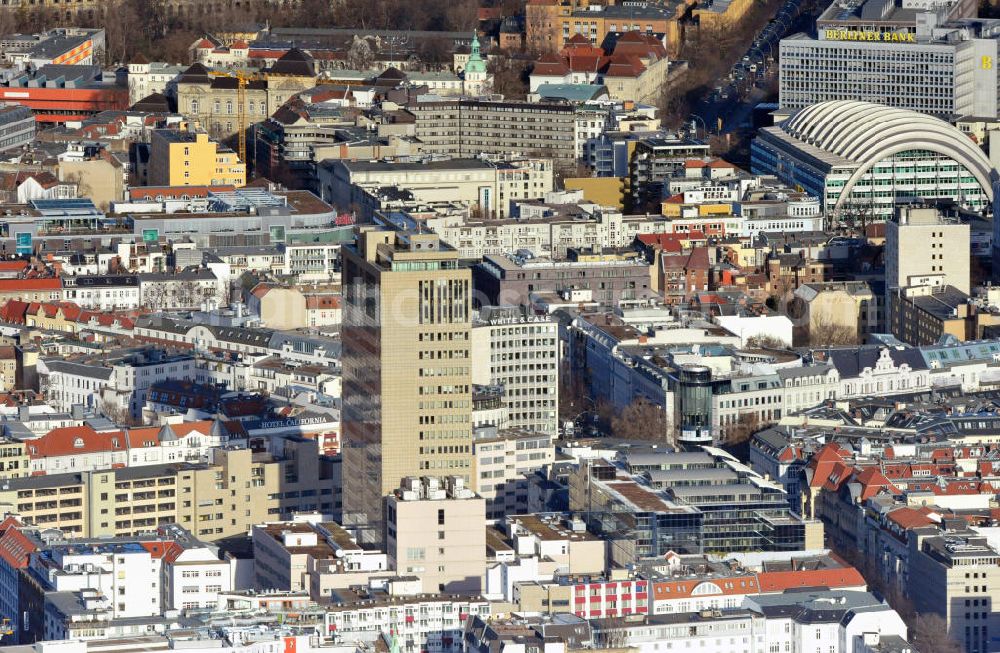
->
[[463, 33, 489, 95]]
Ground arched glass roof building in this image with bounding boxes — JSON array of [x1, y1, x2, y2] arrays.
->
[[751, 100, 999, 222]]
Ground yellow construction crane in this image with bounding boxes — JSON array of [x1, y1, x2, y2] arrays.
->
[[207, 69, 266, 165], [235, 70, 262, 166]]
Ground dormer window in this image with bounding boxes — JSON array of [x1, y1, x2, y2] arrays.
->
[[73, 438, 84, 448]]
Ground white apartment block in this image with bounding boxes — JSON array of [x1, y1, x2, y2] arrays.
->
[[322, 157, 553, 219], [428, 206, 669, 262], [252, 519, 388, 598], [214, 247, 286, 276], [741, 212, 825, 238], [283, 243, 342, 282], [30, 543, 163, 619], [138, 270, 225, 311], [596, 590, 907, 653], [31, 633, 325, 653], [61, 276, 141, 310], [127, 61, 186, 105], [779, 27, 999, 118], [472, 307, 560, 436], [164, 545, 234, 611], [575, 110, 610, 159], [776, 365, 841, 416], [324, 595, 491, 653], [472, 429, 554, 520], [38, 352, 197, 420]]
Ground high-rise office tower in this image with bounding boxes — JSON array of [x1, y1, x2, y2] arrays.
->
[[341, 228, 474, 544]]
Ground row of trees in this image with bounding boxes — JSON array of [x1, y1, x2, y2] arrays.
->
[[837, 542, 963, 652], [559, 370, 768, 447], [2, 0, 483, 66], [656, 0, 790, 128]]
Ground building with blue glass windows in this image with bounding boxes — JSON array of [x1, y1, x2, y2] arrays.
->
[[751, 100, 997, 223], [568, 449, 823, 566]]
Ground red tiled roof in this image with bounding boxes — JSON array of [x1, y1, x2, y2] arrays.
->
[[28, 420, 231, 459], [309, 89, 352, 103], [757, 567, 866, 593], [162, 541, 186, 564], [652, 574, 758, 599], [251, 283, 274, 299], [601, 54, 645, 77], [0, 516, 37, 568], [855, 467, 901, 500], [688, 246, 710, 270], [938, 480, 991, 495], [568, 54, 607, 73], [171, 421, 214, 438], [26, 425, 127, 458], [807, 443, 851, 488], [249, 48, 290, 59], [532, 52, 570, 76], [777, 446, 801, 463], [885, 507, 936, 530], [306, 295, 340, 310], [140, 540, 175, 560], [125, 426, 160, 449], [0, 278, 61, 292], [636, 232, 698, 252], [0, 299, 29, 324]]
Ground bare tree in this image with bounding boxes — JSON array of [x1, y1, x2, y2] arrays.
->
[[722, 413, 762, 446], [99, 397, 134, 426], [97, 0, 143, 65], [155, 28, 201, 64], [558, 365, 591, 421], [142, 283, 168, 311], [416, 37, 453, 71], [745, 334, 788, 349], [910, 613, 961, 653], [0, 8, 16, 37], [347, 37, 376, 71], [293, 0, 335, 25], [554, 161, 593, 189], [487, 52, 528, 98], [445, 0, 479, 31], [595, 617, 628, 648], [524, 4, 556, 55], [610, 398, 668, 443], [809, 319, 858, 347]]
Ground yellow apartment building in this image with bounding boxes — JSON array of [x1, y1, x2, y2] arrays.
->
[[148, 125, 246, 187], [0, 437, 335, 540]]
